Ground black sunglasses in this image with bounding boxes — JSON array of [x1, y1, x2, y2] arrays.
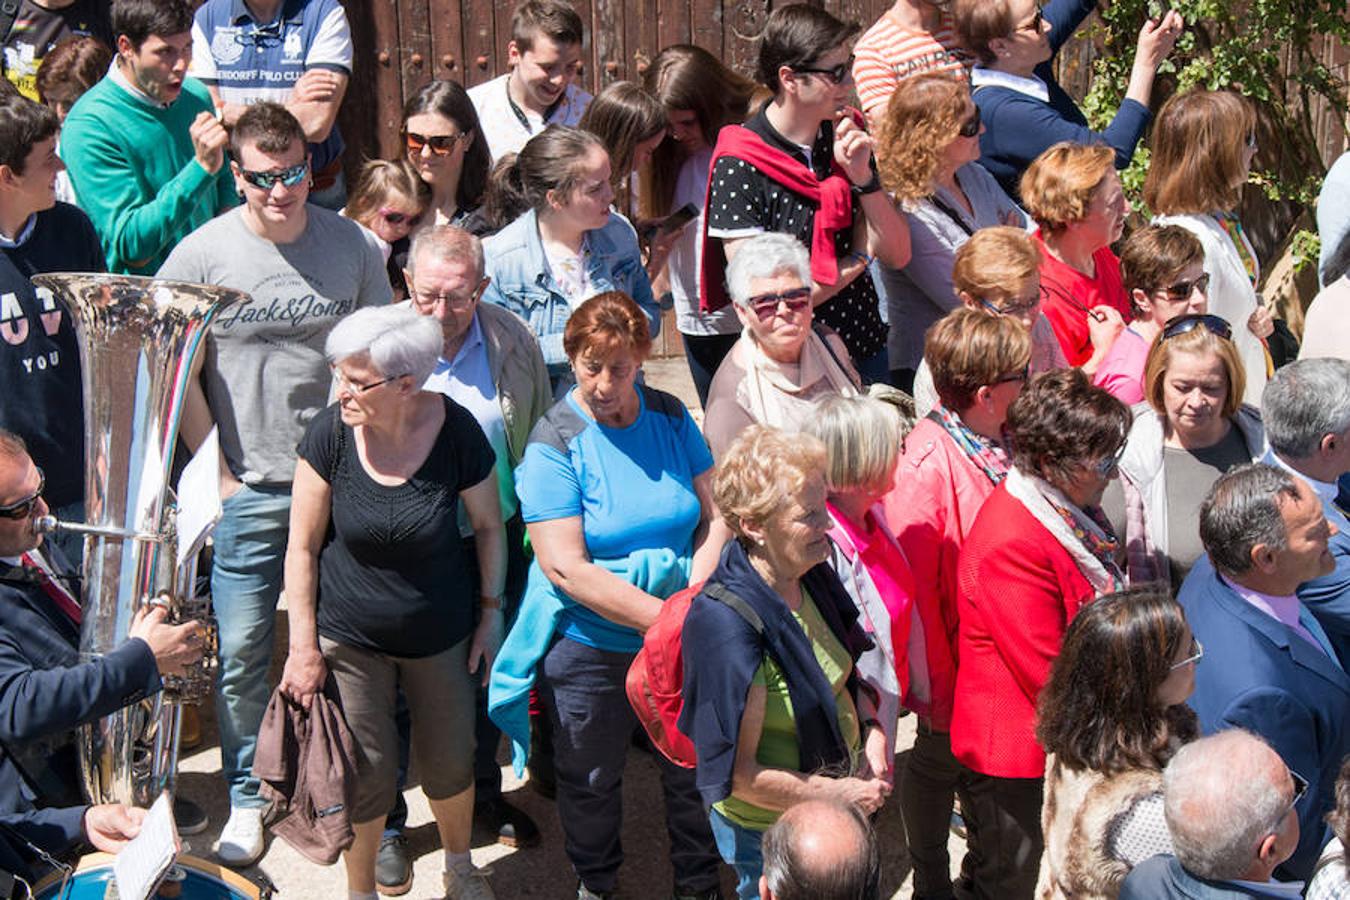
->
[[1157, 273, 1210, 302], [1161, 313, 1233, 342], [958, 105, 982, 138], [1019, 4, 1045, 32], [793, 54, 855, 85], [0, 468, 44, 520], [238, 161, 309, 191], [994, 363, 1030, 385]]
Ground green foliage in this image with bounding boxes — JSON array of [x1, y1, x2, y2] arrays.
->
[[1078, 0, 1350, 218]]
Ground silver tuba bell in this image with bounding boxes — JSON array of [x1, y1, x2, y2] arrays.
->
[[30, 273, 244, 808]]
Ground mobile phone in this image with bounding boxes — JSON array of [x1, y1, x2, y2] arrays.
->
[[657, 202, 700, 235]]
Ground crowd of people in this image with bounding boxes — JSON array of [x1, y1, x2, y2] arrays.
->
[[0, 0, 1349, 899]]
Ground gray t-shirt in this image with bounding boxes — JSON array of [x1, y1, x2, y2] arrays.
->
[[159, 205, 392, 483], [1162, 426, 1252, 588]]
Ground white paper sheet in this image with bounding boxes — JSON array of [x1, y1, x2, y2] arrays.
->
[[113, 792, 179, 900], [176, 427, 223, 568]]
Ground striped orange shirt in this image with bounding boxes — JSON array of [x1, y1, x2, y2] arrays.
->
[[852, 9, 971, 122]]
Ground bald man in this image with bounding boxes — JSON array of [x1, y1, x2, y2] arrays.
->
[[759, 799, 881, 900]]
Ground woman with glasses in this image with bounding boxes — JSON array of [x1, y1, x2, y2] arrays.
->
[[909, 226, 1065, 418], [1104, 314, 1265, 589], [703, 233, 860, 459], [883, 308, 1032, 900], [402, 79, 493, 233], [1035, 587, 1201, 900], [950, 367, 1131, 899], [278, 304, 506, 899], [1093, 225, 1211, 405], [482, 125, 658, 388], [951, 0, 1181, 199], [1146, 88, 1278, 405], [873, 72, 1030, 392]]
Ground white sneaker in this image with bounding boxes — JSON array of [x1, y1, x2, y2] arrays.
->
[[213, 806, 265, 867], [443, 866, 495, 900]]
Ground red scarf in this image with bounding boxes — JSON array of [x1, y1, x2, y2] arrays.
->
[[698, 119, 858, 312]]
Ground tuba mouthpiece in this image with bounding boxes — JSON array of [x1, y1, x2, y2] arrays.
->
[[35, 514, 60, 534]]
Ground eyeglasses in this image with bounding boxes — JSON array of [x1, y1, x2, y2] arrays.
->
[[792, 54, 855, 85], [747, 287, 812, 320], [410, 279, 487, 311], [1161, 313, 1233, 342], [379, 207, 423, 228], [1156, 273, 1210, 302], [0, 468, 44, 520], [958, 106, 982, 138], [238, 161, 309, 191], [993, 364, 1030, 386], [333, 371, 409, 395], [1169, 637, 1204, 670], [405, 131, 467, 157], [1089, 442, 1128, 478], [1246, 131, 1258, 150], [1288, 769, 1309, 812], [1018, 4, 1045, 32], [980, 289, 1042, 318]]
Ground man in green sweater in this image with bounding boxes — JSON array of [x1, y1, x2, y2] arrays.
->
[[60, 0, 235, 275]]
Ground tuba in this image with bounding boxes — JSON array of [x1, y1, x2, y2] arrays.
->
[[30, 273, 244, 807]]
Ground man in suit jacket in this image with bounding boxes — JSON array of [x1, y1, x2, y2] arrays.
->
[[1178, 463, 1349, 881], [1261, 357, 1350, 664], [0, 430, 199, 820], [1120, 730, 1304, 899]]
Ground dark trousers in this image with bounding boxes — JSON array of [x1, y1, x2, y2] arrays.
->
[[385, 514, 529, 835], [681, 332, 740, 409], [960, 765, 1044, 900], [900, 725, 977, 899], [538, 636, 721, 894]]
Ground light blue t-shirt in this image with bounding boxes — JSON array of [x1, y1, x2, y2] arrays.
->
[[515, 384, 714, 651]]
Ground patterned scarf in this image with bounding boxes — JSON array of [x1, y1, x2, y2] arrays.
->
[[1004, 468, 1127, 595], [1216, 212, 1275, 377], [930, 406, 1011, 485]]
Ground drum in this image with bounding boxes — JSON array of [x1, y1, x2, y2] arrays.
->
[[32, 853, 270, 899]]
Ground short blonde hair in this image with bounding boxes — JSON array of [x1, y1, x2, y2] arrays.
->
[[713, 425, 826, 542], [1020, 142, 1117, 233], [1142, 324, 1246, 420], [926, 307, 1033, 411], [802, 392, 907, 496], [951, 226, 1041, 303]]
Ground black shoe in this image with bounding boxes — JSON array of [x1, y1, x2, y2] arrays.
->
[[474, 796, 541, 848], [375, 833, 412, 896], [173, 797, 209, 836], [673, 887, 723, 900]]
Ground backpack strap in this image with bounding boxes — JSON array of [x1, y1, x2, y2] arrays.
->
[[703, 582, 764, 635]]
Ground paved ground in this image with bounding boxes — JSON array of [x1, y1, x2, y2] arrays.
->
[[171, 355, 967, 899]]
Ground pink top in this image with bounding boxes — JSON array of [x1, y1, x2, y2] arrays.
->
[[1221, 573, 1331, 658], [1092, 326, 1150, 405]]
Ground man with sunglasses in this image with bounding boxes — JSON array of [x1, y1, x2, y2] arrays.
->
[[190, 0, 353, 209], [160, 101, 391, 868], [699, 3, 909, 386], [1121, 730, 1305, 898], [0, 430, 202, 840], [1179, 463, 1350, 882], [60, 0, 236, 275]]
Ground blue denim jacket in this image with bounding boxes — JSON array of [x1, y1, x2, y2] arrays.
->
[[481, 209, 659, 373]]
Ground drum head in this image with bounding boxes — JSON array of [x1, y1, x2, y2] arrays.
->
[[32, 853, 265, 899]]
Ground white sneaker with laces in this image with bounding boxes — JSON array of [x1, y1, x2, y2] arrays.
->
[[214, 806, 265, 867], [443, 866, 495, 900]]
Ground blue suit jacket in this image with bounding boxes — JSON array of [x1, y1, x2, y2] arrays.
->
[[1178, 556, 1350, 881], [0, 552, 160, 816], [1298, 491, 1350, 664], [1120, 855, 1302, 899]]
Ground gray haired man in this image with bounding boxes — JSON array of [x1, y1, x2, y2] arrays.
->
[[1120, 730, 1302, 898], [1262, 357, 1350, 663], [759, 799, 880, 900]]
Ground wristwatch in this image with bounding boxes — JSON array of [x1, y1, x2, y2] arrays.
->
[[851, 170, 882, 196]]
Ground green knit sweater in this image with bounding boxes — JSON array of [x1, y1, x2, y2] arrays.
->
[[62, 74, 237, 275]]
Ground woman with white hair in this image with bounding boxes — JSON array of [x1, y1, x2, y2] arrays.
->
[[278, 304, 506, 899], [703, 232, 861, 458]]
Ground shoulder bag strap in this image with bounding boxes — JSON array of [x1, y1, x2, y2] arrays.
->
[[703, 582, 765, 635]]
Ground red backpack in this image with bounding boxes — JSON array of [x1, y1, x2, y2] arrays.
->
[[626, 580, 764, 768]]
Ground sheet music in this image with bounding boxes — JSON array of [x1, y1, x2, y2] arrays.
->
[[113, 791, 179, 900], [176, 427, 223, 568]]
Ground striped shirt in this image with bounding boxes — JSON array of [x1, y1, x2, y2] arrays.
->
[[852, 10, 969, 122]]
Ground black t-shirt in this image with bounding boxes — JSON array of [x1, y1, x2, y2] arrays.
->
[[705, 104, 887, 362], [2, 0, 113, 101], [298, 397, 496, 657], [0, 202, 104, 509]]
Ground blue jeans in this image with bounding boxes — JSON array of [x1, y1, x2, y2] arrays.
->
[[708, 807, 764, 900], [538, 637, 721, 895], [212, 483, 291, 808]]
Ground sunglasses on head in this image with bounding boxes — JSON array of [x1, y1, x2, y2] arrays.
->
[[1161, 313, 1232, 342], [1156, 273, 1210, 302], [958, 105, 982, 138], [747, 287, 812, 320], [378, 207, 422, 228], [792, 53, 855, 85], [0, 468, 43, 520], [239, 161, 309, 191], [405, 131, 466, 157]]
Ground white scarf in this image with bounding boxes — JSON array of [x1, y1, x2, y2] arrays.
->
[[740, 328, 858, 429]]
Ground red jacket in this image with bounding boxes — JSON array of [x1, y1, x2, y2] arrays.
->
[[950, 483, 1096, 778], [883, 418, 994, 732]]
